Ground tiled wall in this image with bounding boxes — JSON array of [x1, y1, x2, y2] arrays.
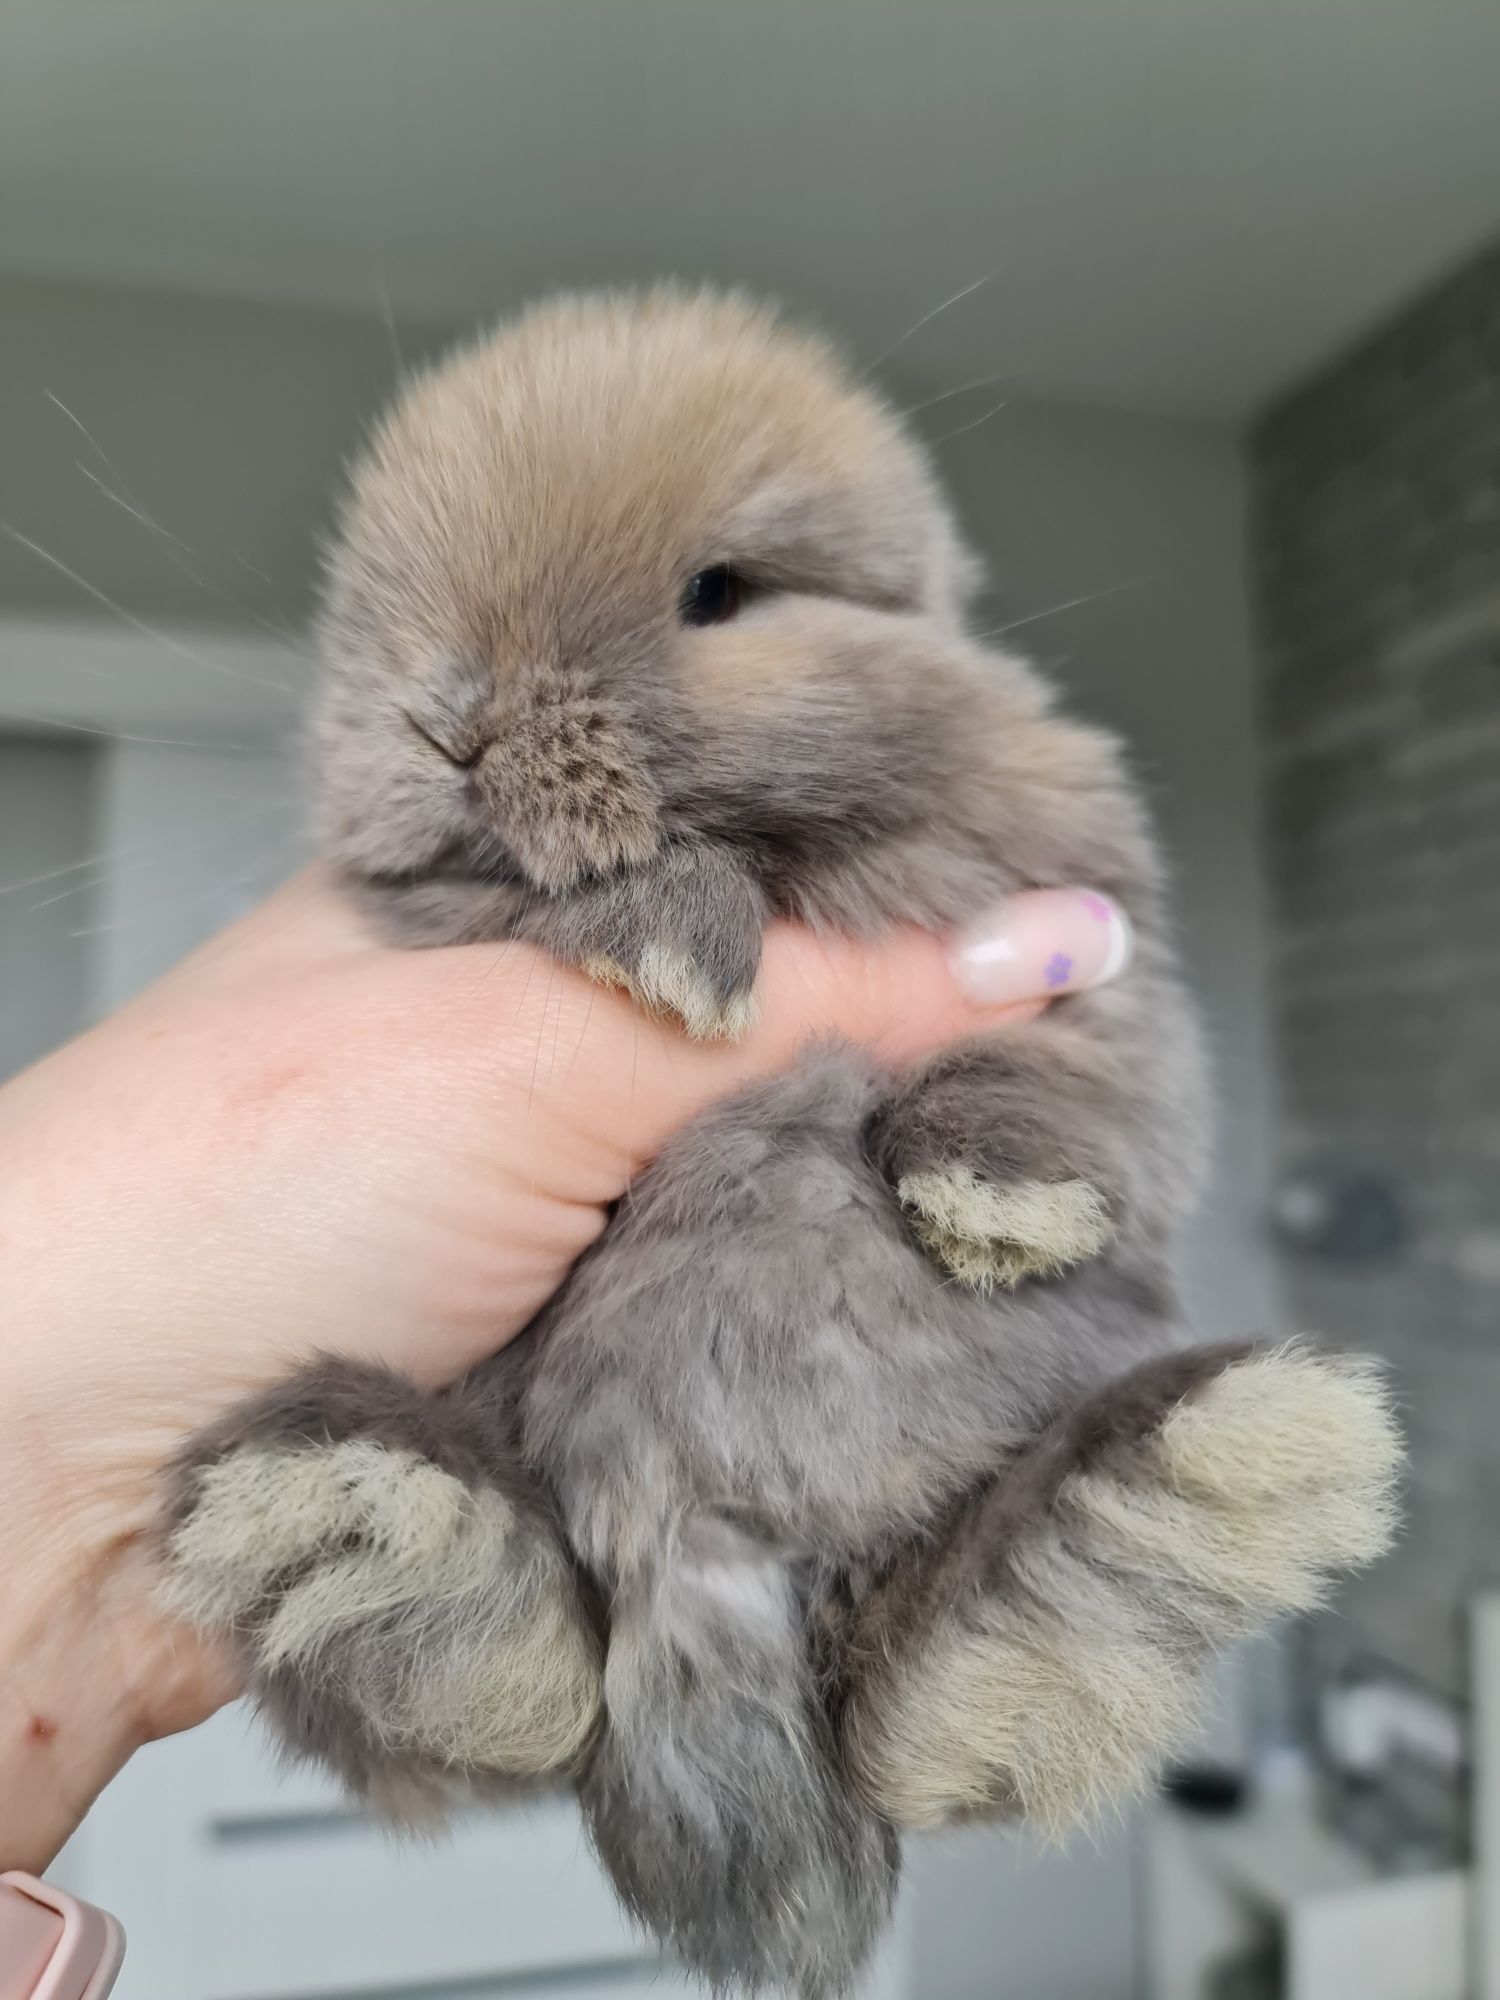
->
[[1253, 237, 1500, 1695]]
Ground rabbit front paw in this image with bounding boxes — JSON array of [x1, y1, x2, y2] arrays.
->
[[582, 941, 759, 1041], [518, 841, 765, 1041], [871, 1045, 1122, 1289], [896, 1166, 1112, 1289]]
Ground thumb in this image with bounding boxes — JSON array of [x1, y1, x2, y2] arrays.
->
[[614, 889, 1134, 1162]]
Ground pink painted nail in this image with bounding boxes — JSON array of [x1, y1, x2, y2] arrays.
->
[[949, 890, 1134, 1007]]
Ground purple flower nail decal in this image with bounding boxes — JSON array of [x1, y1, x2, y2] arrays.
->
[[1044, 951, 1075, 989]]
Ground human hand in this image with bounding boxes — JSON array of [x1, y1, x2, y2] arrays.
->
[[0, 869, 1130, 1867]]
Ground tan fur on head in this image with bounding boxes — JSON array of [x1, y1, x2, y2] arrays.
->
[[339, 288, 975, 653], [316, 288, 980, 893]]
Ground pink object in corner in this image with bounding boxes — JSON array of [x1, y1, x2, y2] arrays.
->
[[0, 1875, 123, 2000]]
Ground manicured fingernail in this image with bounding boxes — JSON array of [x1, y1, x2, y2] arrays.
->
[[949, 889, 1134, 1006]]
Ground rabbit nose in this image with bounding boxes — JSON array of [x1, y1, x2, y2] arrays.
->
[[473, 700, 662, 893]]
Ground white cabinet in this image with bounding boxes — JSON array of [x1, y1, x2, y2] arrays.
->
[[67, 1707, 688, 2000], [1142, 1786, 1466, 2000]]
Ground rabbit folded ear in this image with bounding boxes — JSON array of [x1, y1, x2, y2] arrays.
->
[[723, 464, 983, 625], [477, 699, 662, 892]]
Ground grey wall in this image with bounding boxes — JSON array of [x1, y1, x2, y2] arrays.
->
[[0, 736, 99, 1080], [1253, 237, 1500, 1696], [0, 271, 452, 630], [94, 739, 303, 1011]]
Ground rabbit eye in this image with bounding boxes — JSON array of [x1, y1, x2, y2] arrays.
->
[[404, 712, 483, 769], [679, 565, 744, 627]]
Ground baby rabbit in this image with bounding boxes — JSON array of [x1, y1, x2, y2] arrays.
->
[[162, 290, 1399, 1998]]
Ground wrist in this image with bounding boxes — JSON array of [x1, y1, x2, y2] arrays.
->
[[0, 1556, 133, 1874], [0, 1232, 235, 1872], [0, 1510, 238, 1873]]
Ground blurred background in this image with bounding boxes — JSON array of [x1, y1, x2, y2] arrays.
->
[[2, 5, 1498, 1997]]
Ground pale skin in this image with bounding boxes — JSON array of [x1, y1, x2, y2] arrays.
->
[[0, 869, 1121, 1872]]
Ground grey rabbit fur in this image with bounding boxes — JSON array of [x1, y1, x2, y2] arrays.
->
[[162, 289, 1399, 1997]]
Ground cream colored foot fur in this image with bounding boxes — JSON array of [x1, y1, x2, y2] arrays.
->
[[898, 1167, 1113, 1288], [583, 947, 758, 1040], [165, 1439, 600, 1775], [850, 1349, 1401, 1834]]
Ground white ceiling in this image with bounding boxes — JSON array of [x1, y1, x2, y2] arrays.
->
[[5, 1, 1500, 418]]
